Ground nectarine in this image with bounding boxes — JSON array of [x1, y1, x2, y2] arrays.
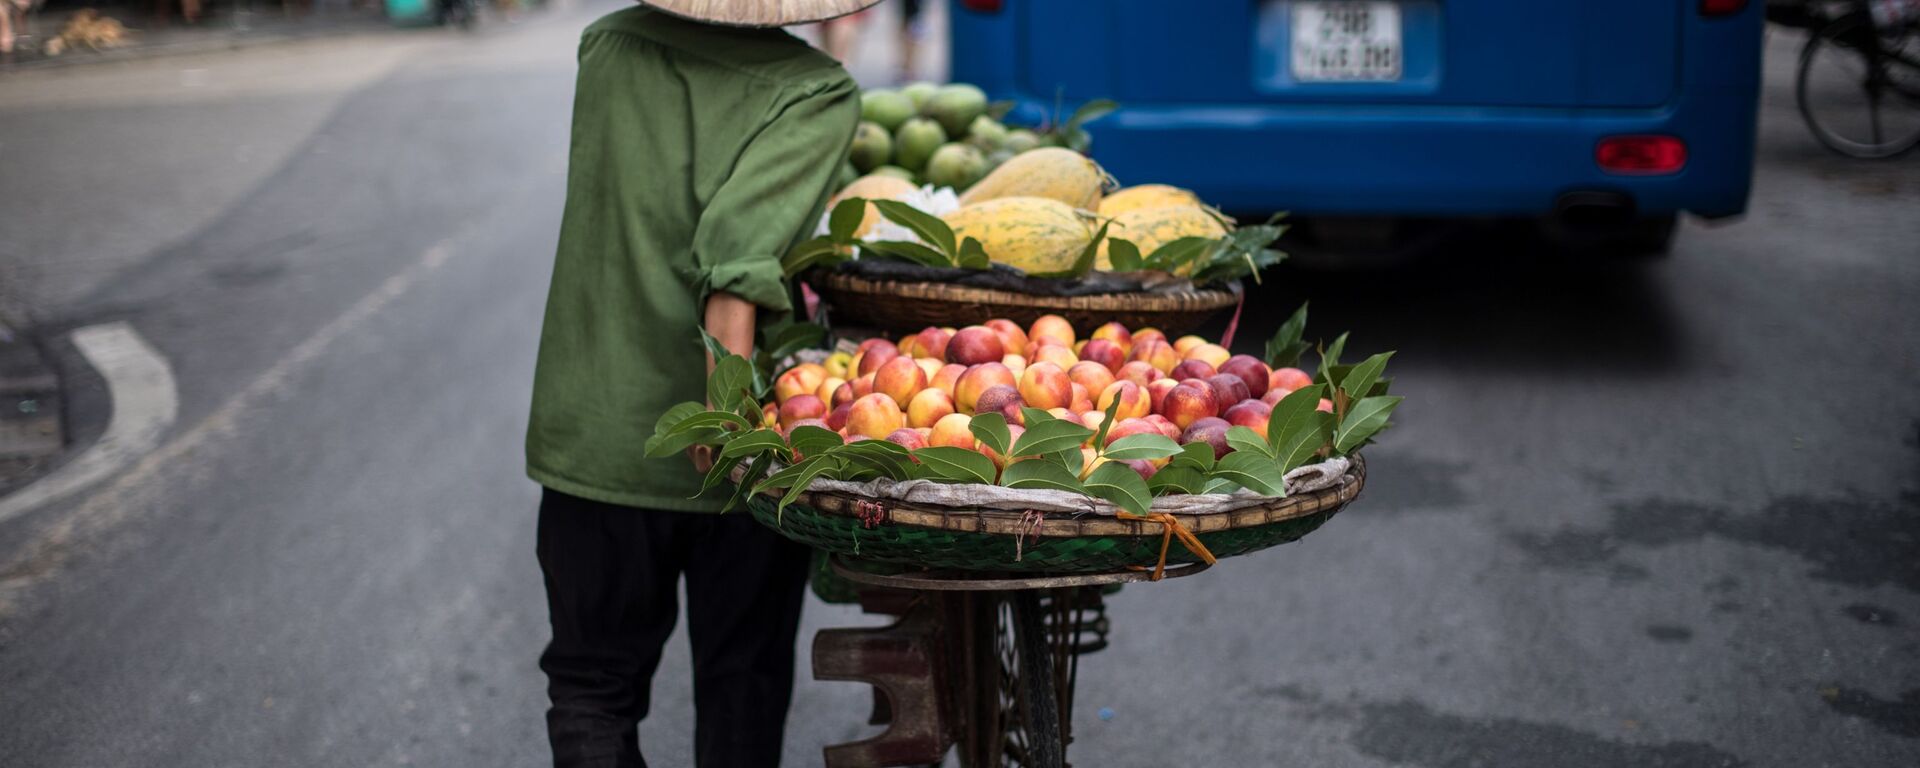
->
[[1183, 343, 1231, 369], [1028, 314, 1076, 348], [929, 413, 977, 450], [846, 393, 906, 438], [1090, 322, 1133, 354], [1018, 361, 1073, 410], [779, 394, 827, 430], [1179, 417, 1232, 460], [1219, 355, 1272, 399], [973, 384, 1022, 417], [874, 355, 928, 406], [1161, 382, 1220, 429], [907, 388, 956, 429], [1067, 361, 1117, 399], [1079, 338, 1126, 373], [1224, 400, 1272, 439], [1117, 360, 1165, 389], [948, 326, 1006, 366], [1269, 367, 1313, 395], [985, 318, 1030, 357], [954, 362, 1016, 412], [1097, 380, 1150, 421]]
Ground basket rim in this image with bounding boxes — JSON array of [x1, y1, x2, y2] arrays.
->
[[746, 455, 1366, 539], [811, 271, 1240, 312]]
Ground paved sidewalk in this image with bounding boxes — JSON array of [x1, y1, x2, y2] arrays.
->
[[3, 3, 408, 71]]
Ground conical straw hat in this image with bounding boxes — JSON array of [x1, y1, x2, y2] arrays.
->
[[645, 0, 884, 27]]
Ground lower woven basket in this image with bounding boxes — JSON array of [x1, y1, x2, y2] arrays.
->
[[748, 457, 1365, 575], [808, 271, 1239, 336]]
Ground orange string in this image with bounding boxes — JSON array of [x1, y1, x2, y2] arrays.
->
[[1123, 513, 1218, 581]]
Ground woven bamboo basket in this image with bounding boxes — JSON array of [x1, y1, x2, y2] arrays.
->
[[808, 272, 1239, 336], [743, 457, 1365, 575]]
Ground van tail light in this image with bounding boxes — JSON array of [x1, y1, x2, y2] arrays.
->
[[960, 0, 1004, 12], [1596, 136, 1687, 175], [1699, 0, 1746, 16]]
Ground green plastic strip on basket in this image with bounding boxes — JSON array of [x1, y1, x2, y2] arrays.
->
[[748, 495, 1337, 574]]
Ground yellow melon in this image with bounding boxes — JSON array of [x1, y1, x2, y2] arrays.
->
[[942, 196, 1094, 274], [958, 147, 1107, 210]]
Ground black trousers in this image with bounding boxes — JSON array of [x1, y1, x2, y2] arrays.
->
[[536, 488, 811, 768]]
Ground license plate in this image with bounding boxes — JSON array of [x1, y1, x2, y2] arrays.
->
[[1291, 1, 1403, 82]]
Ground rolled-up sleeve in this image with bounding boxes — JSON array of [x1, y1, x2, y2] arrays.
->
[[691, 79, 859, 313]]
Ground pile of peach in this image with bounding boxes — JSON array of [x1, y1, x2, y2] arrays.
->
[[764, 315, 1328, 465]]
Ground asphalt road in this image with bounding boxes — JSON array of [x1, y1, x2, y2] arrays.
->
[[1, 6, 1916, 766]]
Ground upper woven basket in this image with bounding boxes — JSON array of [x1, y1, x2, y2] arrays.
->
[[809, 270, 1239, 336]]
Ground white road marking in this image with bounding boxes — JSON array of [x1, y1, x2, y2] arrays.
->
[[0, 241, 455, 605], [0, 323, 178, 525]]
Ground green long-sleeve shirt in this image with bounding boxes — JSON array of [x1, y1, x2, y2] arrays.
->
[[526, 7, 858, 511]]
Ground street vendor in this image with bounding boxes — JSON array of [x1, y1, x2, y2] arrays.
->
[[523, 0, 872, 765]]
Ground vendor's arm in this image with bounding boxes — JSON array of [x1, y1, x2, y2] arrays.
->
[[687, 79, 858, 472], [703, 291, 759, 368]]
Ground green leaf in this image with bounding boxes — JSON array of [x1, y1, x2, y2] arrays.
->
[[1318, 332, 1349, 385], [666, 409, 751, 438], [1148, 466, 1210, 495], [914, 446, 997, 485], [1211, 452, 1289, 497], [873, 200, 957, 259], [1265, 383, 1327, 451], [1274, 410, 1334, 472], [755, 455, 830, 497], [1052, 445, 1085, 476], [1064, 98, 1119, 131], [1092, 395, 1123, 447], [1101, 433, 1182, 461], [722, 453, 773, 513], [1106, 238, 1144, 272], [776, 457, 844, 513], [1167, 441, 1218, 472], [787, 425, 845, 460], [828, 197, 867, 243], [781, 238, 849, 278], [1341, 351, 1394, 406], [1012, 417, 1095, 458], [1226, 426, 1276, 459], [646, 427, 721, 460], [1142, 236, 1219, 273], [956, 236, 991, 270], [969, 412, 1014, 459], [652, 401, 709, 437], [719, 428, 787, 462], [1201, 478, 1241, 494], [1264, 303, 1311, 369], [1001, 459, 1087, 493], [1028, 220, 1108, 280], [861, 240, 952, 268], [1084, 462, 1154, 517], [762, 323, 829, 364], [1334, 395, 1403, 455], [986, 99, 1016, 120], [835, 439, 919, 480], [1020, 407, 1056, 426], [695, 452, 742, 497], [707, 355, 757, 414]]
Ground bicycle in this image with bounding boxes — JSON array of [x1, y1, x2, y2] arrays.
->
[[1771, 0, 1920, 157]]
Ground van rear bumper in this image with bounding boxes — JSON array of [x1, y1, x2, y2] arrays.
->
[[1059, 88, 1757, 219]]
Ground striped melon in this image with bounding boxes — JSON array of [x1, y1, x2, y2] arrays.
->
[[1097, 205, 1229, 272], [1098, 184, 1205, 219], [958, 147, 1107, 210], [830, 175, 920, 238], [943, 196, 1094, 274]]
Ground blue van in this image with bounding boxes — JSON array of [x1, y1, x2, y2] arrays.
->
[[950, 0, 1767, 254]]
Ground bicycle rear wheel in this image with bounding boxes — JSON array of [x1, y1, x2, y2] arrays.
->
[[960, 591, 1065, 768], [1796, 13, 1920, 158]]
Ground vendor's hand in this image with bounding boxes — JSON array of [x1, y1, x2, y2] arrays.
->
[[689, 444, 715, 474]]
